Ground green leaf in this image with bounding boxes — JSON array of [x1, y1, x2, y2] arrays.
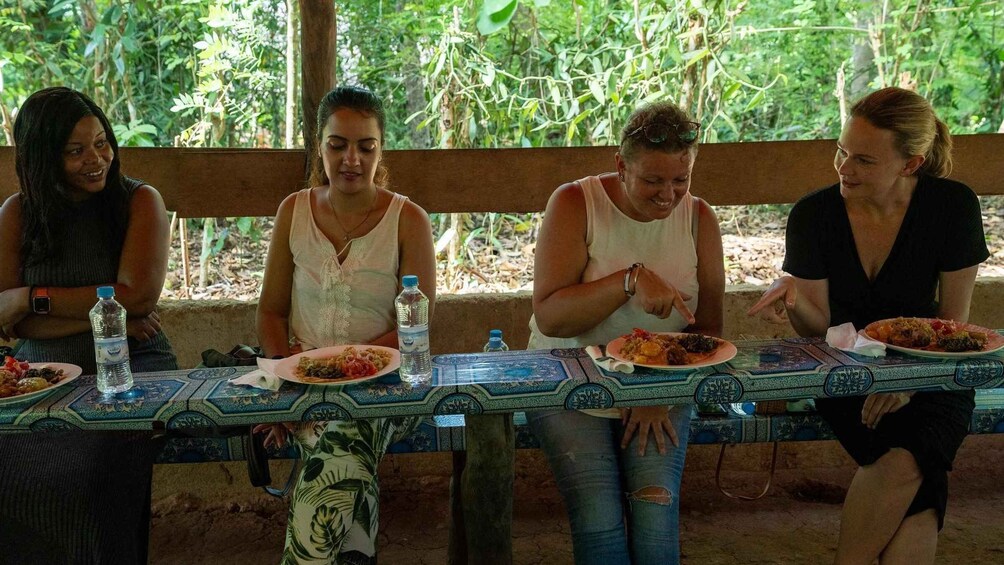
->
[[745, 89, 766, 112], [477, 0, 519, 36], [482, 65, 496, 87], [236, 217, 254, 235], [468, 115, 478, 139], [588, 80, 605, 104], [302, 458, 324, 483]]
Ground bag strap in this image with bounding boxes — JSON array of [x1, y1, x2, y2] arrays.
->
[[715, 442, 778, 501]]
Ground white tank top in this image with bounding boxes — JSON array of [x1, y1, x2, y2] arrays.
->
[[527, 175, 700, 417], [529, 174, 700, 349], [288, 188, 406, 349]]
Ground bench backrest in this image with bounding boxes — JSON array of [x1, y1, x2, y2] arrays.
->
[[3, 135, 1003, 215]]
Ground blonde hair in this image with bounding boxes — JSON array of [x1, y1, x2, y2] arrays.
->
[[850, 87, 953, 178]]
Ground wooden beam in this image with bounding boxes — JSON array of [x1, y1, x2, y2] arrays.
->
[[298, 0, 337, 179], [1, 135, 1002, 216]]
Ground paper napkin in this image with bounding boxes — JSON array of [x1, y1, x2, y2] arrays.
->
[[825, 322, 886, 357], [227, 357, 283, 391], [585, 345, 635, 374]]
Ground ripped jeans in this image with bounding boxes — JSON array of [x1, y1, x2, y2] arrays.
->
[[527, 407, 692, 565]]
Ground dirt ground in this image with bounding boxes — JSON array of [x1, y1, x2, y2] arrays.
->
[[150, 436, 1004, 565]]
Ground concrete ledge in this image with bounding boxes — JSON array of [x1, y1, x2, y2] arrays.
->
[[156, 279, 1004, 368]]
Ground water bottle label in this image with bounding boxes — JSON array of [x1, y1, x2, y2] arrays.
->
[[398, 325, 430, 354], [95, 337, 130, 365]]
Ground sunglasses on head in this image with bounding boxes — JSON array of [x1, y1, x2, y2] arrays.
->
[[627, 120, 701, 145]]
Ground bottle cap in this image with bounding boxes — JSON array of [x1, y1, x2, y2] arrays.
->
[[402, 275, 419, 287], [96, 286, 115, 299], [489, 329, 502, 339]]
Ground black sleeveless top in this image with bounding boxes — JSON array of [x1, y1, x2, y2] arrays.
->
[[16, 176, 177, 374]]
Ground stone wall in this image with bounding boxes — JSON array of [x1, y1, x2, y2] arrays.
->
[[157, 279, 1004, 368]]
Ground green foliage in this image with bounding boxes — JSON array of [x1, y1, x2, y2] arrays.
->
[[2, 0, 1001, 289]]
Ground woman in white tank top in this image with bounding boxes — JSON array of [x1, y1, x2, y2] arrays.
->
[[528, 101, 725, 565], [255, 87, 436, 564]]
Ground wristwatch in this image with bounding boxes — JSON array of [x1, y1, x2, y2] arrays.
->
[[31, 287, 51, 315]]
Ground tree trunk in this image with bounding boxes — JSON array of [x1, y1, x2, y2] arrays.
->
[[285, 0, 298, 149], [399, 1, 430, 149], [298, 0, 337, 180], [851, 2, 878, 99]]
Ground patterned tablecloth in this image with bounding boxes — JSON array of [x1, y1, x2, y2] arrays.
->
[[2, 337, 1002, 432]]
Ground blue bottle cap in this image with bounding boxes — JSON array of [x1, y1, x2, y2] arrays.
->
[[489, 329, 502, 339], [402, 275, 419, 287], [96, 286, 115, 299]]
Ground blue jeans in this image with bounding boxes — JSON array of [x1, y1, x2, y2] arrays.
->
[[527, 407, 692, 565]]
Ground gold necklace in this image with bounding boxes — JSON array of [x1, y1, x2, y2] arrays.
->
[[331, 191, 377, 242]]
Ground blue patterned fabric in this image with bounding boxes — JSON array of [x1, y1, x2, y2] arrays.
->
[[2, 337, 1002, 432]]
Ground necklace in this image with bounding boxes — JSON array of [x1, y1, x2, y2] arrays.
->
[[331, 191, 377, 242]]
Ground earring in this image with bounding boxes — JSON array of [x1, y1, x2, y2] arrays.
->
[[618, 172, 625, 182]]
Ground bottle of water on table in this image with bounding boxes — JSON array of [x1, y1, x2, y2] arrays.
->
[[396, 275, 432, 384], [484, 329, 509, 352], [89, 285, 133, 394]]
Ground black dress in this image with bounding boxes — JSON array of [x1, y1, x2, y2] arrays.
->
[[783, 175, 989, 529], [0, 179, 177, 564]]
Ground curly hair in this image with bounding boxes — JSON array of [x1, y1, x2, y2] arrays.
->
[[13, 87, 130, 267], [307, 85, 390, 189]]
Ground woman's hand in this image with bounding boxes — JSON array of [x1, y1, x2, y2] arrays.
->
[[861, 392, 914, 429], [747, 275, 797, 324], [252, 422, 295, 450], [633, 267, 695, 325], [127, 311, 162, 342], [620, 405, 680, 455], [0, 287, 30, 341]]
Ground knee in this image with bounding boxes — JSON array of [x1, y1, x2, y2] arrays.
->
[[627, 485, 674, 506], [870, 448, 923, 484]]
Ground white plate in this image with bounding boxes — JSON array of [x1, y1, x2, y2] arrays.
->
[[606, 332, 738, 370], [274, 345, 400, 386], [0, 362, 83, 406], [863, 318, 1004, 359]]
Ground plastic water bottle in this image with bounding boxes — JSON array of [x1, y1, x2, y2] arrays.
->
[[89, 286, 133, 394], [484, 329, 509, 352], [396, 275, 432, 384]]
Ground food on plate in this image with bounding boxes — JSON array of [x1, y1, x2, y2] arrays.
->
[[0, 356, 66, 399], [618, 328, 722, 365], [866, 318, 989, 352], [936, 331, 988, 352], [295, 347, 392, 383]]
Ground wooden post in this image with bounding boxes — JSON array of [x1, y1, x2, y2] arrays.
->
[[298, 0, 337, 180]]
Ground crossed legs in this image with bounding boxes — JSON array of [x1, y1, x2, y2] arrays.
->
[[834, 448, 938, 565]]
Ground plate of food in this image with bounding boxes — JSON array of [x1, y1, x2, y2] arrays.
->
[[274, 345, 400, 385], [863, 317, 1004, 359], [0, 356, 83, 405], [606, 328, 738, 369]]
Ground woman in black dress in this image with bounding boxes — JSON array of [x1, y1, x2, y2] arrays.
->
[[749, 87, 988, 564], [0, 87, 176, 564]]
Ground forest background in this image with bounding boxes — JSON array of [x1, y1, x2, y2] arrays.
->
[[2, 0, 1002, 300]]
